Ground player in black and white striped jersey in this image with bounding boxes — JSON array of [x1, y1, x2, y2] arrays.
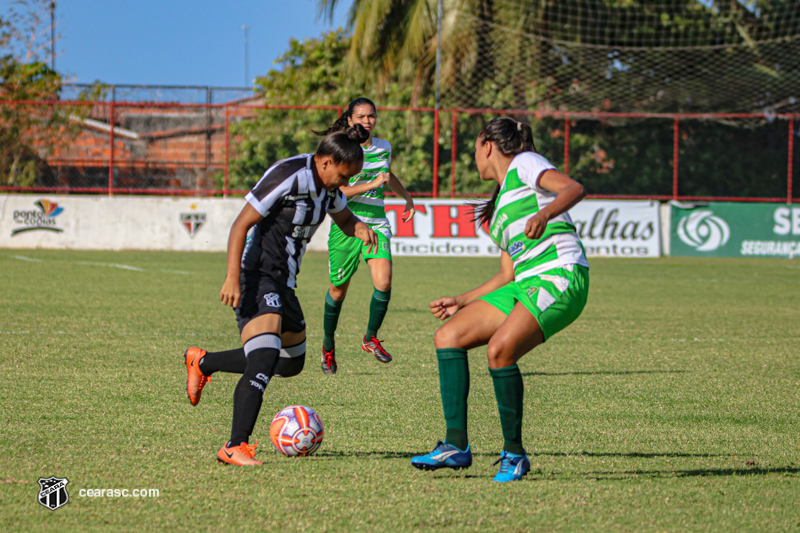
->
[[183, 125, 378, 466]]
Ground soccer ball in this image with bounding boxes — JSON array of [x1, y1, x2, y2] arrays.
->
[[270, 405, 324, 457]]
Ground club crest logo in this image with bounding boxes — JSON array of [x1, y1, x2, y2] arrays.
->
[[11, 199, 65, 236], [677, 210, 730, 251], [180, 212, 206, 239], [264, 292, 281, 308], [38, 476, 69, 511]]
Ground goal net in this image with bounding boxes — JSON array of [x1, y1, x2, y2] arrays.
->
[[439, 0, 800, 115]]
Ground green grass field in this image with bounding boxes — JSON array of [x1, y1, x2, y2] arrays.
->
[[1, 250, 799, 531]]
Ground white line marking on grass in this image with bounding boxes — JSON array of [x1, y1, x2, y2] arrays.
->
[[11, 257, 193, 274], [12, 256, 43, 262], [75, 261, 145, 271], [0, 331, 236, 337]]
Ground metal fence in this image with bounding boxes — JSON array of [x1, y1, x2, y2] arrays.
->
[[1, 97, 797, 203]]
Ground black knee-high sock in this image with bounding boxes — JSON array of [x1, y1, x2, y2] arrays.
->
[[229, 334, 281, 446], [273, 340, 306, 378], [199, 348, 246, 375]]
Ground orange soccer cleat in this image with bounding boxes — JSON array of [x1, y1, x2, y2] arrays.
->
[[184, 347, 211, 406], [216, 441, 263, 466]]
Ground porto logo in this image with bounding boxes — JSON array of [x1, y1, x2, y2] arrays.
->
[[180, 212, 206, 239], [677, 210, 730, 251], [11, 199, 64, 236], [37, 476, 69, 511]]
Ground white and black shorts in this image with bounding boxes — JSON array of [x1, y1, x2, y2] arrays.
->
[[235, 273, 305, 334]]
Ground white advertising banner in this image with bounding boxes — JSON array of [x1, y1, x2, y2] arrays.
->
[[383, 199, 660, 258], [0, 194, 245, 251], [0, 195, 660, 257]]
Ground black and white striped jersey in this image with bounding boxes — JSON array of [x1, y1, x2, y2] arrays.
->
[[242, 154, 347, 288]]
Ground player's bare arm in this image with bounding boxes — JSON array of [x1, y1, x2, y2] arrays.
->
[[524, 169, 586, 240], [330, 207, 379, 253], [339, 172, 391, 198], [429, 251, 515, 319], [220, 203, 262, 308], [386, 172, 416, 222]]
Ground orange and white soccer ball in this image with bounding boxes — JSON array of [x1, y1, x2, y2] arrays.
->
[[270, 405, 324, 457]]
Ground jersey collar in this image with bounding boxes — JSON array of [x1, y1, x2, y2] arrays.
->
[[306, 154, 321, 198]]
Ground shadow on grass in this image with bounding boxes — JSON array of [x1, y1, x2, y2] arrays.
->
[[580, 465, 800, 479], [314, 450, 499, 459], [530, 451, 726, 459], [522, 370, 688, 377]]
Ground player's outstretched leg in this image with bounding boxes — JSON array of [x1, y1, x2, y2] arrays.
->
[[411, 441, 473, 470], [492, 450, 531, 482]]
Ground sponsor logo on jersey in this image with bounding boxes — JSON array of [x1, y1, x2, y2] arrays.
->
[[508, 241, 524, 257], [285, 194, 310, 201], [491, 213, 508, 240], [180, 212, 206, 239], [11, 200, 64, 236], [38, 476, 69, 511], [264, 292, 281, 308], [677, 210, 730, 251]]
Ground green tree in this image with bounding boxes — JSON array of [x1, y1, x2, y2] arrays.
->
[[0, 0, 88, 187], [222, 31, 440, 194]]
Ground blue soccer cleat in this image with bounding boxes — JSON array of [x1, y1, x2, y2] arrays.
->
[[492, 450, 531, 482], [411, 441, 472, 470]]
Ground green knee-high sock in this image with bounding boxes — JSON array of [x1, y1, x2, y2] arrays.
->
[[437, 348, 469, 450], [323, 291, 344, 351], [365, 288, 391, 339], [489, 364, 525, 455]]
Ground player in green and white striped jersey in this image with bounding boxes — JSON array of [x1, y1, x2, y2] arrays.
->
[[315, 98, 416, 374], [411, 117, 590, 482]]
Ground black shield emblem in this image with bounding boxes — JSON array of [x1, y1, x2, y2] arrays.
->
[[38, 476, 69, 511]]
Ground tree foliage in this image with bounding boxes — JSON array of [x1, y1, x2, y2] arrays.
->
[[0, 0, 95, 187], [227, 2, 798, 198], [222, 31, 440, 193]]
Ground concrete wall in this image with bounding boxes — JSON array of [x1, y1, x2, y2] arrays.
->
[[0, 194, 667, 255]]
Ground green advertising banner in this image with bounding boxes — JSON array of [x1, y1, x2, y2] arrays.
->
[[670, 202, 800, 258]]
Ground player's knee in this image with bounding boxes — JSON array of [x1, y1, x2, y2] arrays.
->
[[274, 355, 305, 378], [329, 284, 347, 301], [274, 341, 306, 378], [373, 273, 391, 292], [486, 337, 514, 369], [434, 323, 459, 349]]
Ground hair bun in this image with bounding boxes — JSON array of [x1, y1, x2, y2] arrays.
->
[[346, 124, 370, 144]]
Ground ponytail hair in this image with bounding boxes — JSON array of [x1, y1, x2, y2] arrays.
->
[[314, 97, 377, 136], [473, 117, 537, 226], [315, 124, 370, 165]]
